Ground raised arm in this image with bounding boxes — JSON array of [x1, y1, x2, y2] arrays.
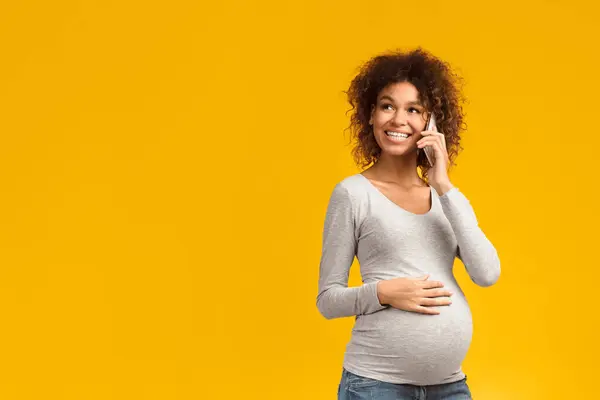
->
[[438, 187, 501, 287]]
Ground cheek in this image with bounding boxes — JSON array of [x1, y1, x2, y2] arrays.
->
[[373, 112, 391, 127], [410, 115, 427, 130]]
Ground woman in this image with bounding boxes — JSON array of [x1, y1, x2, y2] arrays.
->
[[317, 48, 501, 400]]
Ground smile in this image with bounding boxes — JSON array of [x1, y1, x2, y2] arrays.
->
[[385, 131, 412, 142]]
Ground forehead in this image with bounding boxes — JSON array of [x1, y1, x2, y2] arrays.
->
[[377, 81, 421, 102]]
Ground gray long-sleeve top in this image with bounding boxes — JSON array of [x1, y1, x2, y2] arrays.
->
[[317, 174, 500, 385]]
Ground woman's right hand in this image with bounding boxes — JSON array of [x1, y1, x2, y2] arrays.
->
[[376, 275, 453, 315]]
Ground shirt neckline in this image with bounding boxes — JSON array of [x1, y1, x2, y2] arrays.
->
[[357, 173, 437, 217]]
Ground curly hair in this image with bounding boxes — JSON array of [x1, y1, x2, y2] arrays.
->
[[344, 47, 467, 182]]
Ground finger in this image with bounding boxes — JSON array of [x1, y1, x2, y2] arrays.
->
[[408, 274, 430, 281], [423, 131, 443, 148], [422, 288, 454, 298], [428, 131, 446, 149], [414, 306, 440, 315], [419, 131, 444, 138], [420, 280, 444, 289], [418, 133, 444, 143], [416, 137, 442, 147], [425, 142, 446, 161], [420, 297, 452, 307]]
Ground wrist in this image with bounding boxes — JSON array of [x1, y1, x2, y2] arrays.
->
[[376, 281, 389, 306], [432, 180, 454, 196]]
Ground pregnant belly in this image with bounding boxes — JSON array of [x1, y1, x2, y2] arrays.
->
[[346, 294, 473, 384]]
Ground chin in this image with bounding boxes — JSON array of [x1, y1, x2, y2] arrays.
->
[[385, 150, 413, 158], [379, 144, 415, 157]]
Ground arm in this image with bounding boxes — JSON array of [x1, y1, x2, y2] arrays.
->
[[438, 187, 501, 287], [316, 183, 387, 319]]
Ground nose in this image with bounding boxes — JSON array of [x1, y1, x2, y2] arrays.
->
[[391, 109, 409, 126]]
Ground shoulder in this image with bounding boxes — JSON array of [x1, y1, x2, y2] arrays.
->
[[329, 174, 366, 202]]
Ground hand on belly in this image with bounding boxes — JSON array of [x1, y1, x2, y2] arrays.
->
[[377, 274, 453, 315]]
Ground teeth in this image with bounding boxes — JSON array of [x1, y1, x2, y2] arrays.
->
[[386, 131, 409, 138]]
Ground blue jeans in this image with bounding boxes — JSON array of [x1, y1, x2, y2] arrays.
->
[[338, 369, 472, 400]]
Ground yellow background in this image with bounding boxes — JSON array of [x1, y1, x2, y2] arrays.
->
[[0, 1, 598, 399]]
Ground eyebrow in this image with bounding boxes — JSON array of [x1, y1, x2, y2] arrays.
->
[[379, 95, 423, 106]]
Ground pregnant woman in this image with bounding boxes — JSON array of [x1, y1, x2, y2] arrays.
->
[[317, 48, 501, 400]]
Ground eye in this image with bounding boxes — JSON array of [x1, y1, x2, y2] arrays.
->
[[381, 103, 394, 111], [408, 107, 422, 114]]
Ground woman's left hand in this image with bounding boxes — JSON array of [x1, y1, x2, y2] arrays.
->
[[417, 129, 454, 194]]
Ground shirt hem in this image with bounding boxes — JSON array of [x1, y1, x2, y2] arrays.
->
[[342, 362, 466, 386]]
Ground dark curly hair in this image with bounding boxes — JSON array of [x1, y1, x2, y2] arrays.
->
[[344, 47, 467, 182]]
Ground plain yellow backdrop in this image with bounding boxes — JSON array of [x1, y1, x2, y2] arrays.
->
[[1, 0, 599, 399]]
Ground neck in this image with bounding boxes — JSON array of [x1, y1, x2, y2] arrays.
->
[[369, 152, 426, 187]]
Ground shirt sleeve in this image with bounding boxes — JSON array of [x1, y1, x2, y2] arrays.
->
[[438, 187, 501, 287], [316, 183, 388, 319]]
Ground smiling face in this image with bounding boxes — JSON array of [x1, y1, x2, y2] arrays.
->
[[369, 81, 429, 158]]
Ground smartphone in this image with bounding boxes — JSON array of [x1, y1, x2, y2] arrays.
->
[[423, 112, 437, 167]]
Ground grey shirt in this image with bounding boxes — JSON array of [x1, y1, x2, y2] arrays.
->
[[317, 174, 500, 385]]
